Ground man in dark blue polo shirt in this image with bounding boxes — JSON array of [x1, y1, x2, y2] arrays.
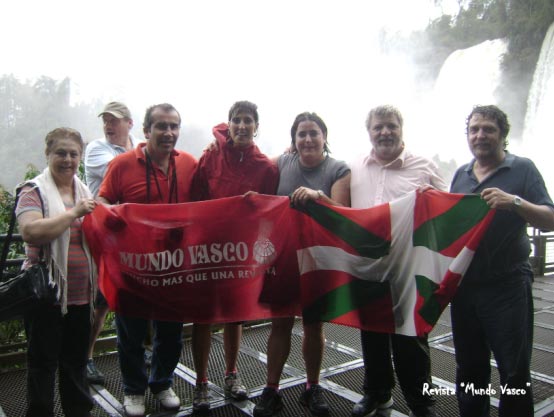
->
[[450, 105, 554, 417]]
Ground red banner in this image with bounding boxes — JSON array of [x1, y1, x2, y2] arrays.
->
[[83, 191, 492, 335], [83, 195, 301, 323]]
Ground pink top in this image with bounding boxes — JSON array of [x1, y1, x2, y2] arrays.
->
[[16, 187, 91, 306], [350, 149, 448, 208]]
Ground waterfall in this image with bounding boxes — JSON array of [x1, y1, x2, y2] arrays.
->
[[523, 22, 554, 191], [426, 39, 508, 164]]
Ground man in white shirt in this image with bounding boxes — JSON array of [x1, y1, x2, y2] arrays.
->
[[350, 105, 447, 417], [84, 101, 140, 385], [85, 102, 141, 197]]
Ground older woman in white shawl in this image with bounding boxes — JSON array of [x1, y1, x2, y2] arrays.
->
[[16, 127, 97, 417]]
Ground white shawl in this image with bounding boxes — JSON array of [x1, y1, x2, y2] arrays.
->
[[21, 167, 97, 316]]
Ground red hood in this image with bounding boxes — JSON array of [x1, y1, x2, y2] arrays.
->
[[191, 123, 279, 200], [212, 122, 266, 163]]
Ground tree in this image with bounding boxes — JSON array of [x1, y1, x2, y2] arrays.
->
[[499, 0, 554, 133], [405, 0, 554, 135], [0, 75, 103, 190]]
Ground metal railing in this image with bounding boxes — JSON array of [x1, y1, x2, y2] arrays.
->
[[1, 234, 24, 268], [3, 229, 552, 278], [530, 229, 554, 276], [2, 229, 554, 282], [0, 228, 553, 370]]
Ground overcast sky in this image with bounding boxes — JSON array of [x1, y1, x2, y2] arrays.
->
[[2, 1, 470, 159], [10, 0, 554, 193]]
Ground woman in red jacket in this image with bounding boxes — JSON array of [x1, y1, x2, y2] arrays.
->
[[190, 101, 279, 414]]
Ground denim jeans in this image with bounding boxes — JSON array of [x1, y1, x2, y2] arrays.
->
[[360, 330, 435, 414], [25, 304, 93, 417], [451, 276, 534, 417], [115, 314, 183, 394]]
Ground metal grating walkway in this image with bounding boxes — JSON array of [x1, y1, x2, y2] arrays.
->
[[1, 275, 553, 417]]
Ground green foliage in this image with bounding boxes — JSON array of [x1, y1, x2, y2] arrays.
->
[[0, 75, 103, 191], [0, 192, 23, 348], [407, 0, 554, 134], [78, 161, 86, 182], [0, 166, 43, 347], [408, 1, 508, 82], [0, 319, 26, 348], [0, 186, 12, 235], [499, 0, 554, 132], [0, 76, 108, 353], [23, 164, 40, 182], [0, 163, 114, 351]]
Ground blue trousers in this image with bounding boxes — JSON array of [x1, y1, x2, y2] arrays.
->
[[451, 276, 534, 417], [25, 304, 93, 417], [115, 314, 183, 395]]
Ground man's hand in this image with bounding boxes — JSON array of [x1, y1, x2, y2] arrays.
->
[[418, 185, 436, 193], [480, 187, 514, 210]]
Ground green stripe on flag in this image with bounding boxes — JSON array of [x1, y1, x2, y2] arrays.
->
[[302, 280, 390, 323], [413, 195, 489, 251], [415, 274, 442, 326], [297, 201, 390, 258]]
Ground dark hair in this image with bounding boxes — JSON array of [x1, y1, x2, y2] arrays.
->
[[290, 112, 330, 154], [365, 105, 403, 131], [228, 100, 259, 124], [143, 103, 181, 130], [45, 127, 84, 155], [466, 105, 510, 148]]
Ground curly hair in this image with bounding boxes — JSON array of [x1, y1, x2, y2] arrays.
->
[[365, 105, 403, 131], [466, 105, 510, 148]]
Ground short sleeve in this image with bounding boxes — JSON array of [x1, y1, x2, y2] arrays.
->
[[334, 160, 351, 182], [15, 186, 43, 218], [98, 159, 120, 204]]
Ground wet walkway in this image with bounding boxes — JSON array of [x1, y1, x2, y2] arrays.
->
[[0, 275, 553, 417]]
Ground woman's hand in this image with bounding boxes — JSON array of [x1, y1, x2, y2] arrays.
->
[[291, 187, 320, 206], [19, 198, 97, 245], [72, 198, 97, 218]]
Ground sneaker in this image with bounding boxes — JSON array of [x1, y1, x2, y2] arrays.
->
[[123, 394, 145, 417], [253, 387, 283, 417], [299, 384, 330, 416], [154, 387, 180, 410], [193, 382, 210, 413], [224, 372, 249, 400], [86, 358, 105, 385], [351, 392, 393, 417]]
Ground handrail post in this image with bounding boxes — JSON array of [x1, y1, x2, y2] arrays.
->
[[531, 228, 547, 276]]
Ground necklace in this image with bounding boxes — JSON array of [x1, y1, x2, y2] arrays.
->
[[144, 150, 178, 203]]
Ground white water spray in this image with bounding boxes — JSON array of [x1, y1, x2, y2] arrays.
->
[[427, 39, 508, 165], [523, 22, 554, 191]]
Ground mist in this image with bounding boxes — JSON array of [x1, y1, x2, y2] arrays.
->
[[0, 0, 551, 191]]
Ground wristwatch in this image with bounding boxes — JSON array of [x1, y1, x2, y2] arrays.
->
[[316, 190, 325, 200], [513, 195, 522, 208]]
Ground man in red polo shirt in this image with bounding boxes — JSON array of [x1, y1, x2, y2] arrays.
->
[[99, 103, 197, 416]]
